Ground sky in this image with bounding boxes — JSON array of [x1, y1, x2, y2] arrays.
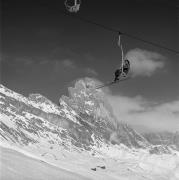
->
[[1, 0, 178, 132]]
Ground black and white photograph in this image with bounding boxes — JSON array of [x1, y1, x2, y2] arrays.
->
[[0, 0, 178, 179]]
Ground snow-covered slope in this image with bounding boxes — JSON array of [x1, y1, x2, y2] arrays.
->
[[1, 146, 90, 180], [0, 81, 179, 180]]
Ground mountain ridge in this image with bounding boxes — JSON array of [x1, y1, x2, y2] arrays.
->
[[0, 81, 178, 153]]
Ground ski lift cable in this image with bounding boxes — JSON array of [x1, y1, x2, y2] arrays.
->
[[58, 10, 178, 54]]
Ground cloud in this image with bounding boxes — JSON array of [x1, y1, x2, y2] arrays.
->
[[61, 60, 98, 76], [39, 59, 49, 65], [68, 77, 178, 133], [107, 93, 179, 132], [84, 68, 98, 76], [3, 55, 34, 66], [62, 59, 76, 69], [51, 47, 79, 59], [41, 59, 98, 78], [15, 57, 34, 65], [125, 48, 165, 77]]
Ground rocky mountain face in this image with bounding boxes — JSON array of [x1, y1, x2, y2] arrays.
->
[[60, 79, 149, 149], [143, 132, 179, 153], [0, 79, 178, 155]]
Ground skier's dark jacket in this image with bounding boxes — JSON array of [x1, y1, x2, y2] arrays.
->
[[114, 59, 130, 81]]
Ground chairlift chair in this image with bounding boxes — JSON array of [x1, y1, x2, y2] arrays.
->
[[64, 0, 81, 13]]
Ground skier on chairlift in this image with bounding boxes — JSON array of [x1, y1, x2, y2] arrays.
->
[[95, 34, 131, 89], [114, 33, 130, 82], [95, 58, 130, 89], [114, 59, 130, 82]]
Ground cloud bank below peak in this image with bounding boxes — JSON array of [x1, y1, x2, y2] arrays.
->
[[107, 94, 179, 133]]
